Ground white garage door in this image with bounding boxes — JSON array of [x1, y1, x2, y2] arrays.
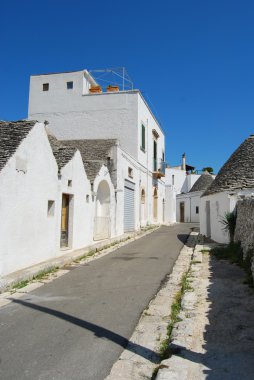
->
[[124, 180, 135, 232]]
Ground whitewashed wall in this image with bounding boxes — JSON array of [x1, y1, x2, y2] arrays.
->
[[29, 73, 139, 159], [58, 150, 93, 250], [137, 94, 165, 173], [28, 71, 166, 235], [0, 123, 59, 276], [93, 165, 117, 238], [176, 191, 202, 223], [164, 168, 200, 224], [200, 192, 237, 243]]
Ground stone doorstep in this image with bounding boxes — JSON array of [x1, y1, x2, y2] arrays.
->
[[105, 232, 198, 380], [0, 226, 160, 296]]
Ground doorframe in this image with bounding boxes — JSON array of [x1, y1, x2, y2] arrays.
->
[[180, 201, 185, 223], [60, 193, 74, 249]]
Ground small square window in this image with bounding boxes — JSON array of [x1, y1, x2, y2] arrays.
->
[[68, 180, 72, 187], [43, 83, 49, 91], [67, 81, 73, 90], [48, 200, 55, 216], [128, 167, 133, 178], [141, 124, 146, 151]]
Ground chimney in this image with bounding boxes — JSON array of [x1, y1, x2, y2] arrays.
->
[[181, 153, 186, 171]]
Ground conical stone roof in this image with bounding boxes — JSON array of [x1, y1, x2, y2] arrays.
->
[[189, 171, 214, 193], [203, 135, 254, 196]]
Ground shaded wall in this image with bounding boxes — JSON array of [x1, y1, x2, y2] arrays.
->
[[234, 197, 254, 280]]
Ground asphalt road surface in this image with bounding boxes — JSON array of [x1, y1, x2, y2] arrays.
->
[[0, 224, 196, 380]]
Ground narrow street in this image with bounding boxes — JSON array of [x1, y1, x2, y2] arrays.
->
[[0, 224, 195, 380]]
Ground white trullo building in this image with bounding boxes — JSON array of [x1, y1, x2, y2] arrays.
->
[[0, 121, 116, 278], [28, 69, 166, 231], [200, 135, 254, 243]]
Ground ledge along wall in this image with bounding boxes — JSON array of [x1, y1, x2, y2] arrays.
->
[[234, 197, 254, 281]]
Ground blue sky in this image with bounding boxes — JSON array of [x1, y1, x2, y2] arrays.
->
[[1, 0, 254, 172]]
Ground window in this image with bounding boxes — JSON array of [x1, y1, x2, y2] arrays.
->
[[196, 206, 199, 214], [67, 81, 73, 90], [172, 175, 175, 185], [128, 167, 133, 178], [43, 83, 49, 91], [141, 124, 145, 151], [47, 200, 55, 216], [153, 140, 157, 171], [86, 194, 90, 203], [68, 180, 72, 187], [162, 150, 165, 162]]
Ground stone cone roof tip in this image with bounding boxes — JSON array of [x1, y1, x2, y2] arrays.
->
[[61, 139, 118, 181], [189, 171, 214, 193], [0, 120, 37, 172], [47, 135, 77, 170], [203, 134, 254, 196]]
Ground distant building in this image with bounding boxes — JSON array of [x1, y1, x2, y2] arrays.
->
[[176, 171, 214, 223], [200, 135, 254, 243], [164, 153, 201, 223]]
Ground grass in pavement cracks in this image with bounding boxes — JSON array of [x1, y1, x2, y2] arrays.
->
[[151, 271, 193, 379], [10, 266, 59, 292], [159, 270, 192, 361]]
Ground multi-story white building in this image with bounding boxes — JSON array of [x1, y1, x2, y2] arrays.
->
[[164, 154, 200, 223], [28, 69, 166, 230]]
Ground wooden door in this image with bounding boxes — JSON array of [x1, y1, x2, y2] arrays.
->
[[61, 194, 69, 247], [180, 202, 185, 223]]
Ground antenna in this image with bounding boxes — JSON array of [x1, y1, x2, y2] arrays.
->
[[88, 67, 133, 92]]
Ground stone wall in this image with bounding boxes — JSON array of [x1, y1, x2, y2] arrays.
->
[[234, 197, 254, 280]]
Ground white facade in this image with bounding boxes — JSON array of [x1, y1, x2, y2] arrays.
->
[[0, 122, 118, 277], [176, 191, 202, 223], [200, 189, 254, 243], [0, 123, 59, 276], [164, 166, 200, 223], [28, 70, 165, 170], [28, 70, 166, 230]]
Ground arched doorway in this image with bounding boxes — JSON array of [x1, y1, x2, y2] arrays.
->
[[141, 188, 146, 225], [153, 188, 158, 221], [94, 180, 111, 240]]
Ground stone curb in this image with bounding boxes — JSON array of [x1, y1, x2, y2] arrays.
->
[[0, 225, 161, 295], [155, 240, 205, 380], [105, 231, 199, 380]]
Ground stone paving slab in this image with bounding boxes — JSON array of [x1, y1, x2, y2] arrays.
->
[[156, 243, 254, 380]]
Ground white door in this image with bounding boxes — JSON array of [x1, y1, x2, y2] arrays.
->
[[124, 180, 135, 232]]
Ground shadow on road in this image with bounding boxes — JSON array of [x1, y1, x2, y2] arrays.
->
[[177, 234, 191, 246], [10, 298, 160, 364]]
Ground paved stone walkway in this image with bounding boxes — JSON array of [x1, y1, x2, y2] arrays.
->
[[156, 243, 254, 380]]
